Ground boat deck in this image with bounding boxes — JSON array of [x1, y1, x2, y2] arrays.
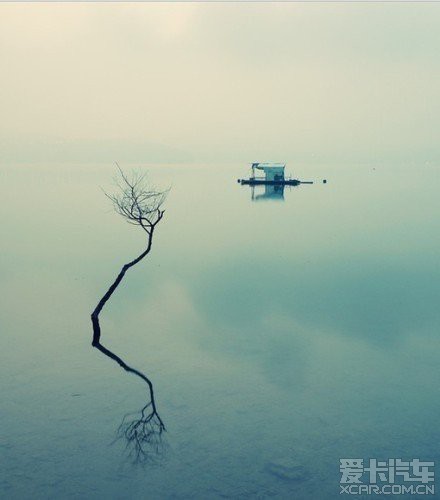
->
[[239, 178, 303, 186]]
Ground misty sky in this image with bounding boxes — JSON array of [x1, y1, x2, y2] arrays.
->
[[1, 3, 439, 165]]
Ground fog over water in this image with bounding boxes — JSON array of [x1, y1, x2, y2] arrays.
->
[[1, 3, 440, 164]]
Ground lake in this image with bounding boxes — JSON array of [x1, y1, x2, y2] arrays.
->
[[1, 163, 439, 499]]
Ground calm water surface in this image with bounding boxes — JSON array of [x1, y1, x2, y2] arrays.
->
[[1, 163, 439, 499]]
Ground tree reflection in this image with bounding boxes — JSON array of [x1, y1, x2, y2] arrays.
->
[[116, 401, 167, 464]]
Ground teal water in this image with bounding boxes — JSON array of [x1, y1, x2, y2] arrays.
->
[[0, 164, 439, 499]]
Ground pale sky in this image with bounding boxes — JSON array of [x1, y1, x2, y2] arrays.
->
[[1, 3, 439, 165]]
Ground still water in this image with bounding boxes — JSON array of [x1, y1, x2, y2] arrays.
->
[[1, 163, 439, 499]]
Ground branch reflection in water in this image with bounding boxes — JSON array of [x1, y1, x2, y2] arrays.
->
[[91, 165, 168, 463]]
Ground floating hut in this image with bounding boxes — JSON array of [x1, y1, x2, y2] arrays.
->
[[238, 162, 308, 186]]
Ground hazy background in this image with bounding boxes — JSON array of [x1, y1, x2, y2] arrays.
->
[[1, 2, 439, 165]]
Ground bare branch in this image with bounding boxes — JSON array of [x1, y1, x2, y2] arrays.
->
[[103, 165, 168, 233]]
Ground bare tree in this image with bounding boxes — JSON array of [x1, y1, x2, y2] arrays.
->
[[116, 401, 167, 464], [91, 166, 167, 461]]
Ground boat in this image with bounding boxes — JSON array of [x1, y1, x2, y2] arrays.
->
[[237, 162, 312, 186]]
